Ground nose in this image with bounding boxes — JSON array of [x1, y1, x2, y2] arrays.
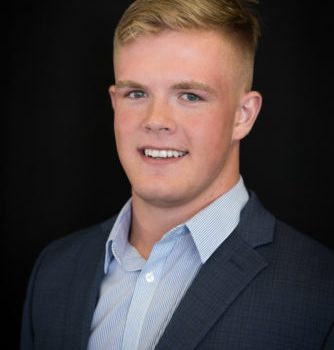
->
[[143, 99, 176, 133]]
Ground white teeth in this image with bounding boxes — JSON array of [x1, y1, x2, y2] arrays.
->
[[144, 149, 186, 159]]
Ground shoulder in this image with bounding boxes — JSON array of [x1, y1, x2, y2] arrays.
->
[[240, 191, 334, 286], [271, 219, 334, 280], [243, 191, 334, 264], [32, 215, 117, 276], [42, 215, 116, 254], [250, 214, 334, 314]]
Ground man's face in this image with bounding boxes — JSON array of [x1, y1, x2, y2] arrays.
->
[[110, 30, 261, 210]]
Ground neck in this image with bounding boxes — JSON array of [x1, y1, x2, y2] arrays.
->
[[129, 199, 190, 259], [129, 175, 240, 259]]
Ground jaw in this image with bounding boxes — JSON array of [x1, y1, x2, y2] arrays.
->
[[130, 142, 241, 211]]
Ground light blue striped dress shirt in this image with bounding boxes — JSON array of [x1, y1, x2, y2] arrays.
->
[[88, 177, 249, 350]]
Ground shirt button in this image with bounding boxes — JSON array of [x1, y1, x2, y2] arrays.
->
[[145, 272, 155, 283]]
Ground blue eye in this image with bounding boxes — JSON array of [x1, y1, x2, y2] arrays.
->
[[127, 90, 147, 99], [181, 93, 202, 102]]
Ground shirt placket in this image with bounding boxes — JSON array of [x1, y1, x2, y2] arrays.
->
[[121, 229, 184, 350]]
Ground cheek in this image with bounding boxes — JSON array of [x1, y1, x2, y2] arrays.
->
[[114, 100, 147, 130], [114, 116, 133, 157], [189, 112, 234, 153], [114, 108, 137, 140]]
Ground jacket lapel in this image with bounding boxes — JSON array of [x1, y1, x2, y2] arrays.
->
[[62, 217, 116, 350], [156, 193, 275, 350]]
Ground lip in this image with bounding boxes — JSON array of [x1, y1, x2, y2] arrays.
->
[[138, 145, 188, 152]]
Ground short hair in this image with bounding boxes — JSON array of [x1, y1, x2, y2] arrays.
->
[[114, 0, 261, 62]]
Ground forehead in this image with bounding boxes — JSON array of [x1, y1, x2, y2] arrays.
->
[[114, 29, 245, 80]]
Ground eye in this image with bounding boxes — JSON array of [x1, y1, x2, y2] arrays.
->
[[180, 93, 202, 102], [126, 90, 147, 99]]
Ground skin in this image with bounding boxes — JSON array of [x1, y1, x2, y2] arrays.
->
[[110, 29, 262, 258]]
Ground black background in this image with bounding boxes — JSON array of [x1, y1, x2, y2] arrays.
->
[[5, 1, 334, 348]]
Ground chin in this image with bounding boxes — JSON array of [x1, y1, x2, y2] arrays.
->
[[133, 187, 188, 208]]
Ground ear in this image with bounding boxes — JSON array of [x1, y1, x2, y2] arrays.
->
[[108, 85, 117, 110], [232, 91, 262, 141]]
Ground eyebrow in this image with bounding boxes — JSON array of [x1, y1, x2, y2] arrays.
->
[[115, 79, 216, 95], [115, 80, 147, 90], [171, 81, 215, 94]]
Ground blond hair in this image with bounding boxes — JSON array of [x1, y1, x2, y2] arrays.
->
[[114, 0, 260, 61]]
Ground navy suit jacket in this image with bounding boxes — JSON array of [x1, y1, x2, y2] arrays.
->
[[21, 193, 334, 349]]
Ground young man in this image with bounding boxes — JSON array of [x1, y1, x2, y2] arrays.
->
[[21, 1, 334, 349]]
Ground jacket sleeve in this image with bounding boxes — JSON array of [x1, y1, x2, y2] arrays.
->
[[322, 322, 334, 350]]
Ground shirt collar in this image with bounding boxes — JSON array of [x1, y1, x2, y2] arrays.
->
[[104, 177, 249, 272], [185, 177, 249, 263], [104, 199, 132, 273]]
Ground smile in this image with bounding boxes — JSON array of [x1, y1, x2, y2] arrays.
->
[[143, 148, 188, 159]]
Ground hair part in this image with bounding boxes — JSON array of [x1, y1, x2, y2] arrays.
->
[[114, 0, 260, 59]]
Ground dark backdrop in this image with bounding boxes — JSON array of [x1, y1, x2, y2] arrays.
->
[[5, 1, 334, 348]]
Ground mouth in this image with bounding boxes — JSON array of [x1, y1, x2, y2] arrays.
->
[[140, 148, 188, 159]]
